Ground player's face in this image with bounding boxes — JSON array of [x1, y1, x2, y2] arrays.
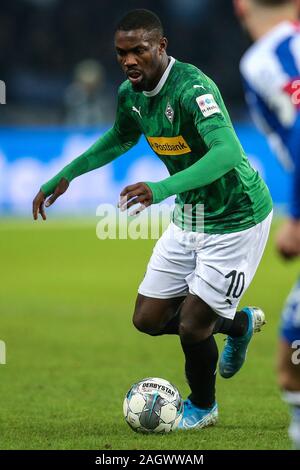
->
[[115, 29, 167, 92], [233, 0, 252, 31]]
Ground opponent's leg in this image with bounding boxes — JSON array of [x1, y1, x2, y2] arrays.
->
[[278, 279, 300, 449], [278, 339, 300, 450], [177, 293, 219, 430]]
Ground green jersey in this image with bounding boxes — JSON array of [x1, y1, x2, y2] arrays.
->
[[114, 57, 272, 233], [42, 57, 273, 234]]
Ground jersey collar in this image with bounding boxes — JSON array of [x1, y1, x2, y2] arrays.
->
[[143, 56, 176, 97]]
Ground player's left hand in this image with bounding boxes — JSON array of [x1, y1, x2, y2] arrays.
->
[[119, 182, 153, 215], [276, 219, 300, 259]]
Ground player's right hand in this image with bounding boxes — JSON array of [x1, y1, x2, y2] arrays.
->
[[32, 178, 69, 220]]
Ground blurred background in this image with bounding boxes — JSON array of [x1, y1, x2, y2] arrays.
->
[[0, 0, 290, 215], [1, 0, 249, 125]]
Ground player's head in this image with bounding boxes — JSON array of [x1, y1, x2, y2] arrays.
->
[[233, 0, 299, 38], [115, 9, 168, 92], [295, 0, 300, 15]]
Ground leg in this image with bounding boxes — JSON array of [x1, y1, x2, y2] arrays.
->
[[134, 293, 251, 338], [176, 293, 219, 429], [135, 223, 196, 335], [213, 310, 249, 337], [179, 293, 218, 408], [278, 339, 300, 450], [133, 293, 185, 336], [278, 339, 300, 392], [278, 279, 300, 449], [218, 306, 266, 378], [200, 212, 272, 378]]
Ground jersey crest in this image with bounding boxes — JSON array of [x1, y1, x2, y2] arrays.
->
[[165, 102, 174, 124]]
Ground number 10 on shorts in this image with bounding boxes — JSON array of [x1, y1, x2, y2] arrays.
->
[[225, 270, 246, 299]]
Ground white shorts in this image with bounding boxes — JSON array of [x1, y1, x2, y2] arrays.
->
[[138, 212, 273, 319]]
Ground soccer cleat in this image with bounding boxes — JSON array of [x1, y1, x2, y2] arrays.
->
[[177, 399, 218, 430], [219, 306, 266, 379]]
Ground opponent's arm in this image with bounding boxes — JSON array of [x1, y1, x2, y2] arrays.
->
[[276, 112, 300, 258], [289, 113, 300, 221]]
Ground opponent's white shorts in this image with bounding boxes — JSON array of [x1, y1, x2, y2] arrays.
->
[[138, 212, 273, 319]]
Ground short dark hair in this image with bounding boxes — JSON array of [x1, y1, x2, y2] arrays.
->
[[116, 9, 163, 36], [253, 0, 292, 6]]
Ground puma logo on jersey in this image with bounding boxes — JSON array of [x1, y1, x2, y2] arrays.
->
[[132, 106, 142, 119], [193, 85, 206, 90]]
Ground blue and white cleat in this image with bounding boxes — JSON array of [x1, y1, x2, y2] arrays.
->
[[219, 306, 266, 379], [178, 399, 218, 430]]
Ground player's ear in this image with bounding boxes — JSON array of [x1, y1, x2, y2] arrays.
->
[[233, 0, 248, 19], [159, 37, 168, 55], [294, 0, 300, 17]]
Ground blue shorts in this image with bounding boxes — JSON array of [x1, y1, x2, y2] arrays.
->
[[280, 278, 300, 344]]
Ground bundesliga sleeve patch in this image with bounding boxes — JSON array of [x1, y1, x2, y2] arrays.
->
[[196, 94, 221, 117]]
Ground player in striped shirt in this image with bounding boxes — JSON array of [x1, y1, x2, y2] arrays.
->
[[234, 0, 300, 448]]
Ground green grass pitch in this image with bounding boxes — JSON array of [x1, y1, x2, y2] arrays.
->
[[0, 218, 298, 450]]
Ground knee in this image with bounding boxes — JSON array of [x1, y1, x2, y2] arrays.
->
[[178, 294, 217, 344], [278, 371, 300, 392], [179, 319, 212, 344], [132, 313, 162, 336], [278, 371, 290, 391]]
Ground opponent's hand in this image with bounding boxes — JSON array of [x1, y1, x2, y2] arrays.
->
[[119, 182, 153, 215], [276, 219, 300, 259], [32, 178, 69, 220]]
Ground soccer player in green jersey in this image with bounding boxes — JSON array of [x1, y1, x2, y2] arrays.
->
[[32, 9, 273, 430]]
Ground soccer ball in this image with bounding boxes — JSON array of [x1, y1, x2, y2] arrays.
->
[[123, 377, 184, 433]]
